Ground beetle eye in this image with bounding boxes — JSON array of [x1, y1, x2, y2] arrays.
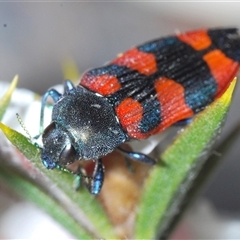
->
[[42, 122, 56, 139], [59, 144, 77, 166]]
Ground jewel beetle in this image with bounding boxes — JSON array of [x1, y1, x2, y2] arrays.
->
[[39, 28, 240, 194]]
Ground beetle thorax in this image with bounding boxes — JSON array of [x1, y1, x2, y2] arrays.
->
[[50, 86, 127, 160]]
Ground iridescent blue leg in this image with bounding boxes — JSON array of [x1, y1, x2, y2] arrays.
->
[[38, 80, 75, 137], [64, 80, 75, 93], [174, 118, 192, 126], [118, 147, 156, 165], [75, 159, 105, 195], [89, 159, 105, 194], [37, 88, 62, 137]]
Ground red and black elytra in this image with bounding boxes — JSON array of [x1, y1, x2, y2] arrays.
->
[[39, 28, 240, 194]]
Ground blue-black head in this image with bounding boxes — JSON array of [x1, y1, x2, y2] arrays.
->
[[41, 122, 78, 169]]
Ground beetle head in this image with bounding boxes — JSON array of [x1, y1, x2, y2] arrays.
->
[[41, 122, 79, 169]]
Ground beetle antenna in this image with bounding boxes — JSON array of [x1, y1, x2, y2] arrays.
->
[[16, 113, 33, 142], [16, 113, 43, 149]]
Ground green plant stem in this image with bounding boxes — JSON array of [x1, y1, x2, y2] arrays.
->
[[0, 165, 91, 239]]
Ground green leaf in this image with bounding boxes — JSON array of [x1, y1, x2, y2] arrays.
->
[[0, 75, 18, 120], [0, 122, 40, 161], [135, 79, 237, 239], [0, 128, 114, 237], [0, 167, 91, 239]]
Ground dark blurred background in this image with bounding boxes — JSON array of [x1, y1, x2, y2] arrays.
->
[[1, 2, 240, 238]]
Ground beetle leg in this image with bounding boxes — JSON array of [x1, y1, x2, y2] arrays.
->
[[118, 147, 156, 165], [75, 159, 105, 195], [36, 88, 62, 138], [63, 80, 75, 93], [87, 159, 105, 195], [37, 80, 74, 138], [174, 118, 192, 126]]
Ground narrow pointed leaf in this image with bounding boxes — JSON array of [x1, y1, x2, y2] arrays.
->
[[0, 75, 18, 120], [0, 122, 40, 161], [135, 79, 236, 238], [0, 125, 115, 238], [0, 167, 92, 239]]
